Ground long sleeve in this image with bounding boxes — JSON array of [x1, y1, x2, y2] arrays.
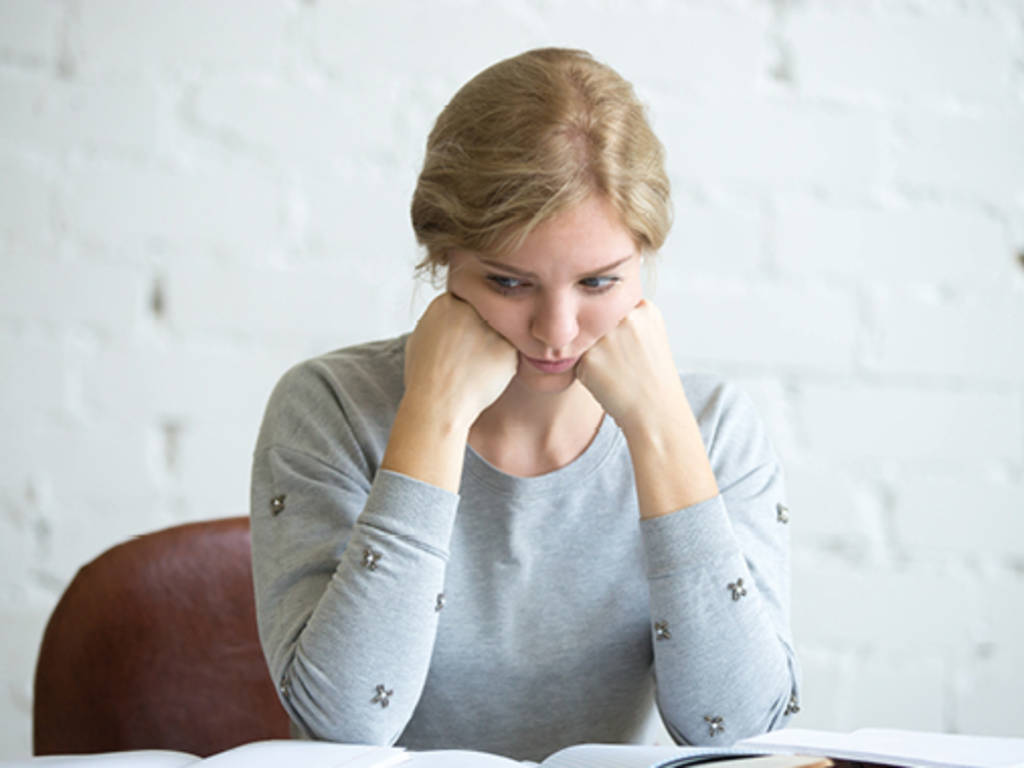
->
[[249, 356, 459, 744], [639, 379, 799, 746]]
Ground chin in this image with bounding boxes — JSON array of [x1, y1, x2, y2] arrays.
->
[[516, 368, 578, 395]]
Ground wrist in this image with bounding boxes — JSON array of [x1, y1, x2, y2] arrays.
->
[[398, 390, 476, 437], [381, 397, 472, 493], [616, 384, 689, 440]]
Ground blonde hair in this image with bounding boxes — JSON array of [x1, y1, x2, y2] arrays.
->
[[410, 47, 672, 281]]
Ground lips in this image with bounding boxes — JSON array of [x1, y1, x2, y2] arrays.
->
[[523, 354, 579, 374]]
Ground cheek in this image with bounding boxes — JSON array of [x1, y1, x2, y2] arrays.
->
[[445, 265, 472, 302], [622, 278, 643, 309]]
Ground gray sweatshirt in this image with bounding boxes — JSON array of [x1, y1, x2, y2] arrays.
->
[[249, 334, 800, 762]]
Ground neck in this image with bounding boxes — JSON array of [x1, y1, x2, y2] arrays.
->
[[482, 376, 601, 432], [468, 377, 606, 476]]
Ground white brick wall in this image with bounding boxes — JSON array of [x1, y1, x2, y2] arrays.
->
[[2, 0, 1022, 759]]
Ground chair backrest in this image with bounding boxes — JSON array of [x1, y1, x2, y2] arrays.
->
[[33, 516, 290, 757]]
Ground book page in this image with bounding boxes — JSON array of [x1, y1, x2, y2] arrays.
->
[[195, 742, 523, 768], [197, 740, 400, 767], [540, 743, 786, 768], [387, 750, 521, 767], [851, 729, 1024, 768], [740, 727, 1024, 768], [541, 744, 834, 768]]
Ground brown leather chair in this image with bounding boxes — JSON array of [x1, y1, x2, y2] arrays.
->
[[33, 517, 291, 757]]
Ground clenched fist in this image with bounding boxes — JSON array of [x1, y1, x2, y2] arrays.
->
[[404, 293, 519, 430], [576, 300, 684, 433]]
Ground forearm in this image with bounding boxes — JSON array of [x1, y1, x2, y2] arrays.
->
[[643, 495, 797, 745], [381, 396, 471, 493], [284, 484, 451, 742], [621, 386, 719, 519], [252, 450, 460, 744]]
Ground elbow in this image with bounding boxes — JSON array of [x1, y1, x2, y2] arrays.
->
[[765, 645, 802, 733], [277, 660, 408, 747], [660, 667, 800, 747], [765, 678, 801, 733], [729, 668, 801, 743]]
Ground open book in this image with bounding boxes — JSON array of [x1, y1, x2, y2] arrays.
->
[[5, 728, 1023, 768], [0, 744, 826, 768], [196, 742, 829, 768]]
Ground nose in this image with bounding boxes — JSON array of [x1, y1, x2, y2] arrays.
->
[[530, 291, 579, 355]]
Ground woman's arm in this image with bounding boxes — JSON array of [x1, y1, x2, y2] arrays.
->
[[636, 381, 799, 745], [251, 364, 460, 746], [251, 296, 516, 745], [577, 302, 799, 745]]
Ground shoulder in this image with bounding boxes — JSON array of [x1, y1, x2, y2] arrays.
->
[[255, 334, 408, 457], [679, 371, 759, 427], [296, 334, 408, 399], [679, 371, 777, 477]]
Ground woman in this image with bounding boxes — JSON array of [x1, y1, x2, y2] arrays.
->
[[250, 48, 799, 761]]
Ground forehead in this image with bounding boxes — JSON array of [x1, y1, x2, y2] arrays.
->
[[488, 197, 638, 275]]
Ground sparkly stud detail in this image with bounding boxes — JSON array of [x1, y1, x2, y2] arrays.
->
[[362, 547, 382, 570], [371, 683, 393, 708], [279, 676, 291, 699], [776, 503, 790, 524], [435, 593, 446, 612], [704, 715, 725, 737], [728, 578, 747, 601], [654, 621, 671, 641], [270, 494, 286, 515], [785, 692, 800, 715]]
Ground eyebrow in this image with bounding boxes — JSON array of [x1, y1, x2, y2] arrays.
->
[[477, 254, 635, 279]]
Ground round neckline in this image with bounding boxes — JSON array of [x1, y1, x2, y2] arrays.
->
[[463, 412, 622, 498]]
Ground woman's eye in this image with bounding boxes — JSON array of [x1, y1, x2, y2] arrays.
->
[[580, 276, 619, 292], [487, 275, 527, 293]]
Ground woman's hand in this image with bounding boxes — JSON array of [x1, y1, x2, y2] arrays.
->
[[576, 299, 684, 434], [403, 292, 518, 430]]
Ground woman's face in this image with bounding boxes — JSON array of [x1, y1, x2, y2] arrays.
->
[[447, 195, 644, 394]]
